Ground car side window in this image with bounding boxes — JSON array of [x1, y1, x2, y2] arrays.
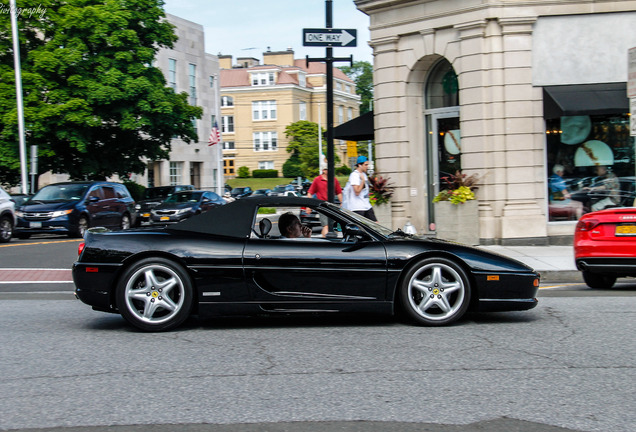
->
[[88, 187, 103, 200], [102, 186, 116, 199]]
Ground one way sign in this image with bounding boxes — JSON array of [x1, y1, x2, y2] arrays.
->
[[303, 28, 357, 47]]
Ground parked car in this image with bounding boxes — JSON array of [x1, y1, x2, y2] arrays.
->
[[251, 188, 272, 197], [289, 178, 311, 195], [270, 184, 297, 196], [73, 196, 539, 332], [574, 206, 636, 289], [0, 187, 15, 243], [14, 181, 135, 238], [9, 193, 32, 207], [150, 190, 225, 225], [134, 185, 195, 226], [230, 186, 253, 199]]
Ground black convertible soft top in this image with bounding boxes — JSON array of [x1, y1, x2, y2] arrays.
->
[[166, 196, 327, 238]]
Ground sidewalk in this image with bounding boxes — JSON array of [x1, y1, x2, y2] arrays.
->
[[479, 245, 581, 283]]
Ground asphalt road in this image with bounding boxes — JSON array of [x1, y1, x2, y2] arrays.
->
[[1, 235, 636, 432]]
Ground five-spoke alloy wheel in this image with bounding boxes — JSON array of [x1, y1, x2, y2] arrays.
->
[[116, 257, 193, 331], [400, 257, 471, 326]]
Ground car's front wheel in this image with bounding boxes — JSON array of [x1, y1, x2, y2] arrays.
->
[[116, 257, 193, 332], [399, 257, 471, 326], [120, 213, 131, 230], [582, 271, 616, 289], [0, 216, 13, 243]]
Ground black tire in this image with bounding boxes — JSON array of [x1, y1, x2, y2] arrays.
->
[[582, 271, 616, 289], [120, 213, 131, 230], [116, 257, 193, 332], [0, 216, 13, 243], [69, 216, 89, 238], [399, 257, 471, 326]]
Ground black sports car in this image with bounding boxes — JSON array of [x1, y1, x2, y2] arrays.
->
[[73, 196, 539, 331]]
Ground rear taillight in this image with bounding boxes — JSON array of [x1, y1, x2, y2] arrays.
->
[[576, 218, 600, 232], [78, 242, 85, 256]]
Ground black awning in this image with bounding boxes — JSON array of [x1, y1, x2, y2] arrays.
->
[[543, 82, 628, 119], [333, 111, 374, 141]]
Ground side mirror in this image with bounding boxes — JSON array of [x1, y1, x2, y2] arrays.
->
[[88, 196, 100, 203], [343, 223, 366, 242]]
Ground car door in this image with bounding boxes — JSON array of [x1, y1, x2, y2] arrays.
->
[[84, 186, 107, 226], [242, 234, 388, 303], [99, 185, 120, 227]]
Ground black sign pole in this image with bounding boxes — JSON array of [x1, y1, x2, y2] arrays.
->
[[305, 0, 353, 205], [325, 0, 334, 204]]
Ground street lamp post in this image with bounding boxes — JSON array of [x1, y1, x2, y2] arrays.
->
[[10, 0, 29, 194]]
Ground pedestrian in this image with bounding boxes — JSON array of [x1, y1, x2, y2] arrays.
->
[[346, 155, 377, 221], [307, 163, 343, 237], [278, 212, 312, 239]]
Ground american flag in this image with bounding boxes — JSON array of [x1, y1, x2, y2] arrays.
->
[[208, 122, 220, 146]]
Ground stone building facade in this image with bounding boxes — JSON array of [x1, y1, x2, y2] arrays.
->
[[356, 0, 636, 245]]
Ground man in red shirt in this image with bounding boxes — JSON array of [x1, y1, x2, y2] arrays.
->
[[307, 166, 343, 237]]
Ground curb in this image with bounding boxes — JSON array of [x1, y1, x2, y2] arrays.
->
[[538, 270, 582, 284]]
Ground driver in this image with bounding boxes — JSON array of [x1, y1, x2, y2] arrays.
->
[[278, 212, 312, 239]]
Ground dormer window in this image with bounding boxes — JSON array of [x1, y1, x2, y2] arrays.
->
[[251, 72, 276, 86]]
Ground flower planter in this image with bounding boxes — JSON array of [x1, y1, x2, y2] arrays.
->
[[374, 203, 393, 229], [434, 200, 479, 245]]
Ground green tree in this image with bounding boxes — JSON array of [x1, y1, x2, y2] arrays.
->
[[339, 61, 373, 114], [0, 0, 202, 185], [285, 120, 340, 179]]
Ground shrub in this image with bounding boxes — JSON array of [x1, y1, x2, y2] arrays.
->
[[336, 165, 352, 175], [123, 180, 145, 202], [253, 169, 278, 178], [237, 166, 250, 178]]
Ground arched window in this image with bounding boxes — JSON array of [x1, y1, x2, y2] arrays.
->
[[426, 59, 459, 109]]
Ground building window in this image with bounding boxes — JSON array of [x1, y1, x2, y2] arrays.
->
[[223, 141, 235, 150], [336, 81, 342, 91], [221, 96, 234, 107], [347, 107, 353, 121], [190, 162, 201, 188], [191, 119, 197, 137], [252, 100, 277, 120], [168, 58, 177, 90], [169, 162, 182, 185], [224, 159, 235, 175], [258, 161, 275, 170], [251, 72, 275, 86], [209, 75, 215, 88], [222, 116, 234, 133], [426, 59, 459, 109], [299, 72, 306, 87], [299, 101, 307, 121], [346, 84, 351, 93], [546, 114, 635, 222], [338, 105, 343, 123], [253, 131, 277, 152], [188, 63, 197, 105]]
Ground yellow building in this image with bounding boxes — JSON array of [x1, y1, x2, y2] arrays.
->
[[219, 49, 360, 177]]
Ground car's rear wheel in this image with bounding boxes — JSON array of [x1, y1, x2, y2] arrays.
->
[[0, 216, 13, 243], [582, 271, 616, 289], [399, 257, 471, 326], [116, 257, 193, 332]]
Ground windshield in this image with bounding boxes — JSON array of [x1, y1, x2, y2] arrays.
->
[[143, 187, 173, 200], [164, 192, 202, 203], [30, 184, 88, 202], [323, 203, 395, 237]]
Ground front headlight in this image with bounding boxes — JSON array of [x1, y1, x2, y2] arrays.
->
[[15, 210, 24, 217], [135, 204, 141, 210], [51, 209, 73, 218]]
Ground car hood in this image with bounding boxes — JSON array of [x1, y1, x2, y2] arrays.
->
[[137, 199, 165, 210], [19, 201, 76, 212]]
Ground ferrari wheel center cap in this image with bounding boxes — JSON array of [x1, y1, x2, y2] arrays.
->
[[433, 288, 440, 296], [151, 291, 159, 298]]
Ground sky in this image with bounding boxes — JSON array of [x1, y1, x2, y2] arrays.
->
[[162, 0, 373, 64]]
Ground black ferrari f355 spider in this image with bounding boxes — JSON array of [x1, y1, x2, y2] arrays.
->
[[73, 196, 539, 331]]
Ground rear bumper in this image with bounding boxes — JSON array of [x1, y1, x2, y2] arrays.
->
[[576, 257, 636, 276], [72, 262, 122, 311]]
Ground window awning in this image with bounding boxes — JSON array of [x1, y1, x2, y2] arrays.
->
[[543, 82, 628, 119], [333, 111, 374, 141]]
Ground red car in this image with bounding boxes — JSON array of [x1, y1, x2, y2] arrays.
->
[[574, 207, 636, 288]]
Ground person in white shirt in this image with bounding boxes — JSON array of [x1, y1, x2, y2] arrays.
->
[[346, 156, 377, 222]]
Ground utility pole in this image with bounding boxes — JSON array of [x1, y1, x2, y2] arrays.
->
[[10, 0, 29, 194]]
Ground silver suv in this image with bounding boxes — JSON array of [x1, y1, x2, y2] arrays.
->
[[0, 187, 16, 243]]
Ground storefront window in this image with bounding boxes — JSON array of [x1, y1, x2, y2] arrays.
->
[[546, 114, 635, 222]]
